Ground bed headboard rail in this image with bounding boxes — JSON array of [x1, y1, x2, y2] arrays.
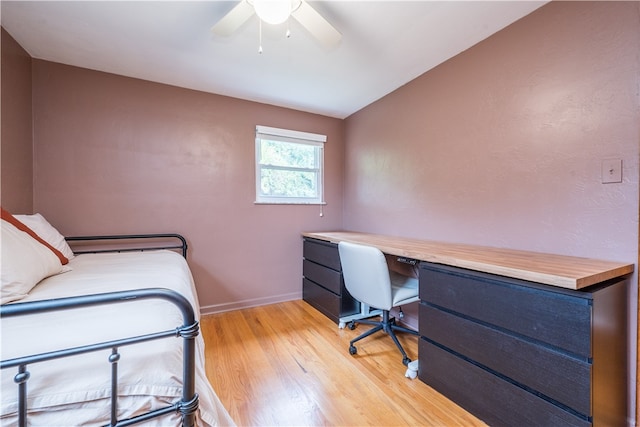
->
[[65, 234, 188, 258]]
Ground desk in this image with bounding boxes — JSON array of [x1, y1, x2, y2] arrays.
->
[[301, 231, 633, 427], [302, 231, 633, 290]]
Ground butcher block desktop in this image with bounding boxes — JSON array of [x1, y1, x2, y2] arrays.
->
[[302, 231, 633, 290], [301, 231, 634, 427]]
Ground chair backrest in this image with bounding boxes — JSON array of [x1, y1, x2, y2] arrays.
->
[[338, 241, 393, 311]]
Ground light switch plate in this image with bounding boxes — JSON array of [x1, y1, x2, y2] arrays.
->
[[602, 159, 622, 184]]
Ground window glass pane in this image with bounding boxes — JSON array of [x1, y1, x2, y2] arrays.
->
[[255, 126, 325, 204], [260, 140, 317, 168], [260, 168, 317, 198]]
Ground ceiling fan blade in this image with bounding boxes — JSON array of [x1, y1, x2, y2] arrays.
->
[[292, 1, 341, 48], [211, 1, 255, 37]]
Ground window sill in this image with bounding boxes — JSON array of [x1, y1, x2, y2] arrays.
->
[[254, 201, 326, 205]]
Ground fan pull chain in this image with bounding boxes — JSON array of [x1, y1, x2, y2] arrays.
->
[[257, 15, 294, 54], [258, 19, 263, 54]]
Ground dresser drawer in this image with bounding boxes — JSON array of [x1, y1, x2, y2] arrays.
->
[[303, 259, 343, 294], [302, 278, 359, 323], [419, 339, 591, 427], [420, 303, 591, 416], [303, 239, 342, 271], [420, 263, 592, 357]]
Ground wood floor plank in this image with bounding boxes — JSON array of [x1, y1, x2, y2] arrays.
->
[[201, 300, 487, 426]]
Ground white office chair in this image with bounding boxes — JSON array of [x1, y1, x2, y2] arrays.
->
[[338, 241, 420, 366]]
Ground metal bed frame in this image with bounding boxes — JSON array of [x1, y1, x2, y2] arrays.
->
[[1, 234, 198, 427], [65, 233, 188, 258]]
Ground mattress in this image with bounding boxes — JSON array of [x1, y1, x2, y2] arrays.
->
[[1, 250, 235, 426]]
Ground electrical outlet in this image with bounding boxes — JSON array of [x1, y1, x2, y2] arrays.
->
[[601, 159, 622, 184]]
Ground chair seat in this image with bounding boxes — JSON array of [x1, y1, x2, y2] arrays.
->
[[390, 271, 419, 306]]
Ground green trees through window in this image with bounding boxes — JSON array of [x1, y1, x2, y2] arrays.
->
[[255, 126, 325, 204], [259, 140, 318, 198]]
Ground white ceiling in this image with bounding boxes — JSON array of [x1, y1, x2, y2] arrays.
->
[[1, 1, 547, 119]]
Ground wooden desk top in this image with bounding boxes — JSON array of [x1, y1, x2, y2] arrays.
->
[[302, 231, 634, 290]]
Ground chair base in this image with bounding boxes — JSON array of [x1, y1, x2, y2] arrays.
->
[[348, 310, 419, 366]]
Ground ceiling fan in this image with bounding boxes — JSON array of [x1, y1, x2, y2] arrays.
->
[[211, 0, 342, 49]]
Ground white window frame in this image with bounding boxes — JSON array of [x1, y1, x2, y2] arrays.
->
[[255, 125, 326, 205]]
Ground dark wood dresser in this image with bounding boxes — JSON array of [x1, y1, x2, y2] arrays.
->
[[419, 262, 627, 427], [302, 237, 360, 324]]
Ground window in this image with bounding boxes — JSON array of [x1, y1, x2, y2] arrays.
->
[[255, 125, 326, 204]]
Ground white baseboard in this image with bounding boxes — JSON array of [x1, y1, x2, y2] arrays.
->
[[203, 295, 420, 330], [200, 291, 302, 315]]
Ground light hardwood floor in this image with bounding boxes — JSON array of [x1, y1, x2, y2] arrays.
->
[[201, 300, 487, 426]]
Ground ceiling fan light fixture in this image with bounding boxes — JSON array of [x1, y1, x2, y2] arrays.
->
[[251, 0, 300, 25]]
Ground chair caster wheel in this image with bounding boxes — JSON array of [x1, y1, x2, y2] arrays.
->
[[349, 345, 357, 355], [402, 357, 411, 366], [348, 321, 356, 330], [405, 360, 419, 379], [405, 368, 418, 379], [338, 322, 346, 329]]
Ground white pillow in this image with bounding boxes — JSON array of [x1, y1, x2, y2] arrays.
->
[[1, 219, 64, 304], [15, 213, 75, 260]]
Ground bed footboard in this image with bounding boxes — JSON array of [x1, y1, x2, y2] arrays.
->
[[1, 288, 199, 427]]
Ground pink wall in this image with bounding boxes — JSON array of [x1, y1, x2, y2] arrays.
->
[[344, 1, 639, 422], [1, 28, 33, 213], [31, 60, 344, 312]]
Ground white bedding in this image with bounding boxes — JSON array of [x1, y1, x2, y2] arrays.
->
[[1, 250, 235, 426]]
